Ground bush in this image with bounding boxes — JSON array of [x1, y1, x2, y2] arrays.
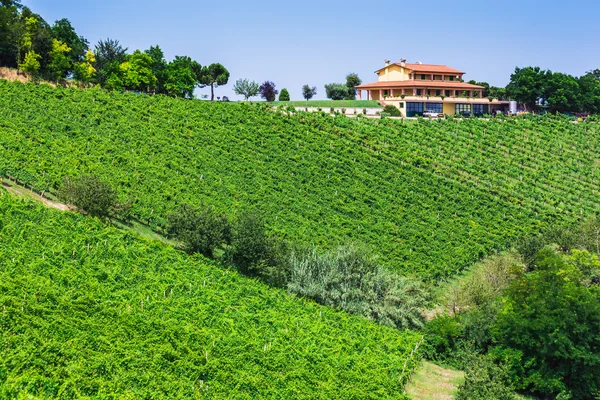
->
[[58, 175, 116, 218], [167, 203, 231, 258], [383, 104, 402, 117], [278, 88, 290, 101], [228, 209, 276, 276], [286, 244, 429, 329], [324, 83, 349, 100], [456, 354, 517, 400]]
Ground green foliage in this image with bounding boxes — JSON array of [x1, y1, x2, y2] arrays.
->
[[286, 244, 429, 329], [51, 18, 88, 69], [228, 209, 277, 276], [73, 48, 96, 86], [93, 38, 127, 86], [278, 88, 290, 101], [493, 248, 600, 398], [345, 72, 362, 100], [0, 193, 423, 399], [163, 55, 200, 99], [198, 63, 229, 101], [18, 49, 40, 76], [47, 38, 71, 82], [2, 81, 600, 278], [57, 175, 116, 218], [302, 84, 317, 101], [383, 104, 402, 116], [167, 203, 230, 258], [456, 354, 517, 400], [119, 50, 157, 92], [325, 82, 349, 100], [232, 78, 259, 100]]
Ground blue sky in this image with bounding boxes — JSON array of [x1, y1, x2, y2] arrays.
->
[[22, 0, 600, 100]]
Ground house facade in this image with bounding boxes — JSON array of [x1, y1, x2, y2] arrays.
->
[[356, 59, 508, 117]]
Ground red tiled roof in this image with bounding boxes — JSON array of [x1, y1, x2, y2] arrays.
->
[[376, 63, 465, 74], [356, 81, 484, 90]]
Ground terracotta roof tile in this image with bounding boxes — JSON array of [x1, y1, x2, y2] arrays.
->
[[356, 81, 484, 90], [376, 63, 465, 74]]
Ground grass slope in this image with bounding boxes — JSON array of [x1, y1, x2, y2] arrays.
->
[[0, 191, 421, 399], [1, 81, 599, 278], [404, 361, 464, 400]]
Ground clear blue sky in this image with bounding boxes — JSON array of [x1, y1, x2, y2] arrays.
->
[[22, 0, 600, 100]]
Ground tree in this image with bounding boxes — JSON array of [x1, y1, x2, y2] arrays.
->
[[493, 249, 600, 399], [488, 86, 507, 101], [229, 210, 276, 275], [163, 56, 200, 99], [345, 73, 362, 100], [119, 50, 157, 92], [48, 38, 71, 82], [167, 203, 231, 258], [259, 81, 278, 102], [324, 83, 348, 100], [544, 71, 581, 113], [19, 49, 40, 77], [506, 66, 546, 111], [579, 72, 600, 114], [94, 38, 127, 86], [58, 175, 117, 219], [198, 63, 229, 101], [468, 80, 491, 98], [278, 88, 290, 101], [0, 0, 22, 68], [73, 48, 96, 87], [51, 18, 88, 72], [232, 78, 259, 100], [144, 45, 167, 94], [302, 85, 317, 101]]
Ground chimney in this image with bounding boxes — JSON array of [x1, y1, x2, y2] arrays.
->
[[384, 59, 390, 67], [400, 58, 406, 67]]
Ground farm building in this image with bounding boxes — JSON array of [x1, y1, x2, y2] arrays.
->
[[356, 59, 508, 117]]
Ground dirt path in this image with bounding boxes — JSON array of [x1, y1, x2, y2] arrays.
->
[[1, 179, 71, 211]]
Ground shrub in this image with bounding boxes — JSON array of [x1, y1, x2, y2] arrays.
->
[[167, 203, 231, 258], [380, 112, 390, 119], [58, 175, 116, 218], [278, 88, 290, 101], [324, 83, 349, 100], [286, 244, 429, 329], [341, 108, 346, 114], [228, 209, 276, 276], [363, 108, 367, 115], [330, 107, 334, 114], [383, 104, 402, 117], [456, 354, 517, 400]]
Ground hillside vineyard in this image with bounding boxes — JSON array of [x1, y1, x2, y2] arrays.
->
[[1, 81, 599, 278], [0, 193, 422, 399]]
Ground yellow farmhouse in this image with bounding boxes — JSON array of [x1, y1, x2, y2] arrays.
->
[[356, 59, 508, 117]]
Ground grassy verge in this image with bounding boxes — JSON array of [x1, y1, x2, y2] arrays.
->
[[404, 361, 464, 400], [272, 99, 382, 108]]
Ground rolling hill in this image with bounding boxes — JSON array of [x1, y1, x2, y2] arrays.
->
[[1, 80, 599, 278]]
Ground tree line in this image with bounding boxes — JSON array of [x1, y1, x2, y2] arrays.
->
[[0, 0, 229, 99]]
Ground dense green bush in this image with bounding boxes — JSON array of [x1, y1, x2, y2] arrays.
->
[[456, 354, 517, 400], [383, 104, 402, 117], [167, 203, 231, 257], [57, 175, 116, 218], [278, 88, 290, 101], [228, 210, 277, 276], [286, 245, 430, 329], [493, 248, 600, 399]]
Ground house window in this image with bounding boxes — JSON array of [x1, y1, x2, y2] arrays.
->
[[399, 102, 405, 108], [416, 89, 422, 96], [473, 104, 489, 115], [384, 89, 389, 96], [455, 104, 471, 115], [421, 74, 426, 80], [406, 102, 424, 117], [436, 90, 441, 96], [445, 90, 451, 97], [425, 103, 443, 113], [449, 76, 455, 81]]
